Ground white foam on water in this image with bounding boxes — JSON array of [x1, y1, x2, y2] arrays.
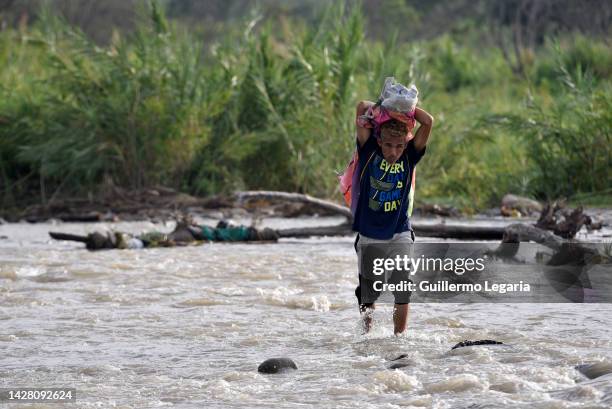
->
[[424, 373, 488, 393], [373, 370, 421, 393], [15, 265, 47, 278], [1, 220, 611, 408]]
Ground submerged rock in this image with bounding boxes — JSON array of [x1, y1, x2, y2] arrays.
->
[[389, 363, 409, 369], [387, 353, 416, 370], [257, 358, 297, 374], [451, 339, 503, 350], [576, 361, 612, 380]]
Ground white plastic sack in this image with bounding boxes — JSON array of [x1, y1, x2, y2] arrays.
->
[[379, 77, 418, 113]]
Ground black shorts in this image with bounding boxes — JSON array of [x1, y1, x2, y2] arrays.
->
[[355, 272, 412, 306], [354, 231, 415, 307]]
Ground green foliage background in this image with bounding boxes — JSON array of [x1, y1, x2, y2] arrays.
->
[[0, 1, 610, 211]]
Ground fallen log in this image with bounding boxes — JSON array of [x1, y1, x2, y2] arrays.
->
[[502, 223, 564, 250], [412, 223, 505, 240], [235, 191, 353, 220], [50, 220, 513, 250], [235, 191, 511, 240], [46, 191, 603, 244], [277, 224, 353, 238], [49, 232, 89, 243], [493, 223, 608, 270], [57, 212, 106, 222], [50, 223, 355, 250], [49, 220, 281, 250]]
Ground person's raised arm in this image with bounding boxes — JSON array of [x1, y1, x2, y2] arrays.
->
[[356, 100, 375, 148], [412, 107, 434, 152]]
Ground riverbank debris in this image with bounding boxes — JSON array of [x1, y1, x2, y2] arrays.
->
[[501, 194, 542, 217], [49, 217, 280, 250], [536, 200, 602, 239]]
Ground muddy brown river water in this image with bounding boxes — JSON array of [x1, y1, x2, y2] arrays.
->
[[1, 216, 611, 408]]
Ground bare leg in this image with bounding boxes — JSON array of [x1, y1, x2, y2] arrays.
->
[[393, 304, 409, 335], [359, 303, 375, 333]]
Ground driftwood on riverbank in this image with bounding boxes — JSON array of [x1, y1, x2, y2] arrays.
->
[[7, 187, 605, 241], [236, 191, 353, 220], [50, 218, 281, 250], [535, 200, 603, 239], [50, 221, 509, 250], [14, 187, 601, 243], [412, 223, 505, 239], [233, 191, 509, 239], [491, 222, 611, 282], [502, 223, 564, 250], [5, 187, 348, 223], [51, 220, 357, 250], [233, 192, 603, 241], [48, 214, 604, 251]]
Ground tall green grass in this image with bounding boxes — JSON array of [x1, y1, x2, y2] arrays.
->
[[1, 3, 212, 204], [1, 2, 610, 211], [187, 3, 366, 196], [485, 67, 611, 200]]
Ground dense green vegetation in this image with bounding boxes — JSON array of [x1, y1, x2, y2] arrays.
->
[[1, 2, 610, 211]]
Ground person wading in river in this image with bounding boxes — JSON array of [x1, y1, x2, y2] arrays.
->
[[353, 99, 433, 335]]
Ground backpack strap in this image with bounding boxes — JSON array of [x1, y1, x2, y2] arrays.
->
[[359, 151, 376, 182]]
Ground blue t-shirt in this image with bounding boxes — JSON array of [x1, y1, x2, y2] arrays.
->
[[352, 135, 426, 240]]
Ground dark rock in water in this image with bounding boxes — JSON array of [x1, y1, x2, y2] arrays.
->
[[451, 340, 503, 350], [576, 361, 612, 380], [389, 362, 412, 370], [86, 231, 116, 250], [387, 353, 416, 370], [258, 358, 297, 374], [390, 354, 409, 361]]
